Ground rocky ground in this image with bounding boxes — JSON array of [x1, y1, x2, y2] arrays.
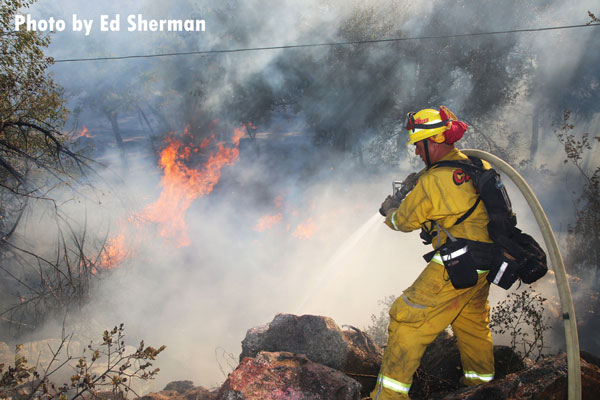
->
[[2, 313, 599, 399], [141, 313, 600, 400]]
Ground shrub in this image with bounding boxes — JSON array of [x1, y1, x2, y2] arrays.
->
[[0, 324, 165, 399], [490, 288, 550, 362]]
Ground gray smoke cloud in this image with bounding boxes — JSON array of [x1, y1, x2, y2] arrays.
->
[[3, 0, 598, 392]]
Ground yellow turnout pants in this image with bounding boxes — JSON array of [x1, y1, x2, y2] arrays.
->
[[371, 260, 494, 400]]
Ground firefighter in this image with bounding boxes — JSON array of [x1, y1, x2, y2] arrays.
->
[[371, 107, 495, 399]]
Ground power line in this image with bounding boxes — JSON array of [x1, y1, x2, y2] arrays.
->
[[43, 22, 598, 63]]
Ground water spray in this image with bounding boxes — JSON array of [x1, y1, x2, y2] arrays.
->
[[296, 170, 424, 314], [296, 212, 382, 314]]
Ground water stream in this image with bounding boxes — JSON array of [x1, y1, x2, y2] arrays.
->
[[296, 212, 383, 314]]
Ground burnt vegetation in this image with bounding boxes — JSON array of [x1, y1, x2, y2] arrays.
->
[[554, 110, 600, 354], [0, 324, 165, 399]]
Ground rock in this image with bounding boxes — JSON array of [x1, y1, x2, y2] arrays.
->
[[581, 350, 600, 368], [139, 381, 217, 400], [239, 314, 381, 396], [0, 342, 11, 364], [441, 353, 600, 400], [493, 345, 529, 378], [410, 331, 462, 399], [217, 351, 362, 400], [163, 381, 195, 393], [409, 331, 525, 399]]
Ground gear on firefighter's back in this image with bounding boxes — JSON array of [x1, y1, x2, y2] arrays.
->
[[372, 146, 495, 400], [384, 147, 493, 247]]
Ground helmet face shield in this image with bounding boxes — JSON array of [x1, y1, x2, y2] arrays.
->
[[405, 112, 416, 132]]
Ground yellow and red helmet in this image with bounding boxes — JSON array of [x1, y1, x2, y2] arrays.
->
[[405, 106, 458, 145]]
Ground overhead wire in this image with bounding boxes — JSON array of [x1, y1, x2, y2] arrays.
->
[[48, 22, 600, 63]]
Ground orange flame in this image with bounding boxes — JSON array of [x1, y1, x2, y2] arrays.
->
[[273, 195, 284, 209], [200, 133, 214, 149], [254, 195, 285, 232], [97, 125, 246, 269], [255, 213, 283, 232], [74, 125, 94, 138], [293, 218, 317, 239], [101, 232, 128, 270], [233, 126, 246, 146], [141, 127, 245, 247]]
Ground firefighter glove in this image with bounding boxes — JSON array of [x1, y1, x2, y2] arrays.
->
[[380, 195, 400, 216], [396, 172, 419, 201], [403, 172, 419, 189]]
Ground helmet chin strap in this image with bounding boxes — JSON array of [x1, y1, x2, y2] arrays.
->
[[423, 139, 432, 166]]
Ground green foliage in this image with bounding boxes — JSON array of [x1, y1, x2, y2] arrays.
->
[[0, 0, 87, 237], [0, 324, 165, 399], [363, 294, 395, 348], [490, 289, 550, 362], [0, 0, 101, 335], [0, 0, 71, 173]]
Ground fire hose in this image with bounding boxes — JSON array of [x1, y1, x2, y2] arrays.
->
[[461, 149, 581, 400], [385, 149, 581, 398]]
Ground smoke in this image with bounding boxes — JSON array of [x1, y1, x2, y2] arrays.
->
[[2, 0, 599, 392]]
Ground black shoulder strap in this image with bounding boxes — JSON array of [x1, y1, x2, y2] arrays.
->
[[467, 155, 484, 168], [455, 197, 481, 225], [427, 159, 464, 171], [428, 156, 484, 173], [427, 156, 484, 226]]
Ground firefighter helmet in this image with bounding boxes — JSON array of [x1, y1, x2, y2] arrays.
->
[[405, 107, 456, 145]]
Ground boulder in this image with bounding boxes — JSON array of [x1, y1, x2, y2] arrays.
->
[[581, 350, 600, 368], [0, 342, 11, 363], [163, 381, 195, 392], [410, 331, 525, 399], [410, 331, 462, 399], [139, 381, 217, 400], [441, 353, 600, 400], [217, 351, 362, 400], [239, 313, 381, 395]]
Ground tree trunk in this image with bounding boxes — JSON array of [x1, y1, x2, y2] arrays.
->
[[530, 106, 540, 164], [137, 105, 158, 154], [104, 110, 128, 175], [356, 142, 364, 167], [147, 104, 172, 134]]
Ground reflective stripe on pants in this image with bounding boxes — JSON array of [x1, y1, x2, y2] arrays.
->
[[375, 373, 410, 395], [464, 370, 494, 383], [371, 260, 494, 400]]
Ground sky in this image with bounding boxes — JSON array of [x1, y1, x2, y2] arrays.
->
[[4, 0, 600, 391]]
